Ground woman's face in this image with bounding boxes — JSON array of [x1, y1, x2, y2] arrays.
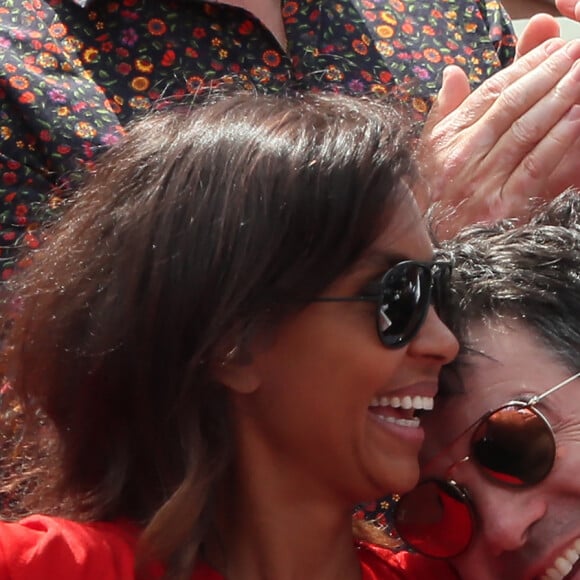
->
[[221, 197, 459, 505]]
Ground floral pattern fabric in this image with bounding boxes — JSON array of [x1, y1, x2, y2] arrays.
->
[[0, 0, 516, 277]]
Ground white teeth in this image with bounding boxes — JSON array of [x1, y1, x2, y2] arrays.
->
[[544, 569, 562, 580], [540, 537, 580, 580], [369, 395, 435, 411], [375, 415, 421, 428], [556, 557, 573, 576]]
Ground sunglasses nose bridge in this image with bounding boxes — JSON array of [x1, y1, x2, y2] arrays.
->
[[445, 455, 471, 480]]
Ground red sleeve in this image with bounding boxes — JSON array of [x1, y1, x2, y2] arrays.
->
[[192, 561, 226, 580], [0, 515, 139, 580], [358, 542, 459, 579]]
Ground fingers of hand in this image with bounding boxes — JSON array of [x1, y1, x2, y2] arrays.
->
[[489, 56, 580, 168], [431, 38, 568, 142], [555, 0, 580, 20], [425, 39, 580, 227], [482, 40, 580, 140], [430, 40, 580, 174], [502, 104, 580, 211]]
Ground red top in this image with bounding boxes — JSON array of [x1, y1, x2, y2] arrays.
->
[[0, 515, 457, 579]]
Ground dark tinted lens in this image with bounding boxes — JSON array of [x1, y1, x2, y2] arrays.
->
[[380, 263, 430, 346], [394, 480, 474, 558], [471, 405, 555, 486]]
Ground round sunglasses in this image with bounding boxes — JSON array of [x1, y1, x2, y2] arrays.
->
[[393, 371, 580, 559], [313, 260, 451, 348]]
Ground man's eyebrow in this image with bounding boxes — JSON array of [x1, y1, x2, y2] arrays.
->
[[462, 346, 501, 365]]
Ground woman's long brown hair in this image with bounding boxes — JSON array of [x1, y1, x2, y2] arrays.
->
[[1, 91, 417, 577]]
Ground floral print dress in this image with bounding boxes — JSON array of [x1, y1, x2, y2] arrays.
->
[[0, 0, 515, 277]]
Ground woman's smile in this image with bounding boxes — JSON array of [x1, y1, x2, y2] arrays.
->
[[368, 382, 439, 445]]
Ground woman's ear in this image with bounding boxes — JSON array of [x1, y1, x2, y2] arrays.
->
[[211, 345, 261, 394]]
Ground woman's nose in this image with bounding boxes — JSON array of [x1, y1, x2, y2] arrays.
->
[[407, 306, 460, 364]]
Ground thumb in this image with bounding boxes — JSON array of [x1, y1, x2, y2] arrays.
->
[[425, 66, 470, 134]]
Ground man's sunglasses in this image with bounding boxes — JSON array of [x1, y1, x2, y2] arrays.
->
[[313, 260, 451, 348], [393, 371, 580, 559]]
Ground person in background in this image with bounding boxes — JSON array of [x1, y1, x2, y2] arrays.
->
[[503, 0, 560, 18], [393, 190, 580, 580], [2, 0, 580, 277], [0, 91, 460, 579], [503, 0, 580, 56]]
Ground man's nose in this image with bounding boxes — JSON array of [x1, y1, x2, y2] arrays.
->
[[452, 459, 547, 557]]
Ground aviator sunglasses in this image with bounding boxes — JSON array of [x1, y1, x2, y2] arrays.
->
[[313, 260, 451, 348], [393, 371, 580, 559]]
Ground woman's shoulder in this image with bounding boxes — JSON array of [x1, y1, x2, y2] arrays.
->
[[357, 541, 459, 579], [0, 515, 140, 579]]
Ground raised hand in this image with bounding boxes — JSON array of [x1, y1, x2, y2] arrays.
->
[[423, 39, 580, 238]]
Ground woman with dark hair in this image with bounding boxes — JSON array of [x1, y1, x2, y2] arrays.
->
[[0, 92, 458, 579]]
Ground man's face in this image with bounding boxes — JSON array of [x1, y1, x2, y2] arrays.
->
[[419, 320, 580, 580]]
